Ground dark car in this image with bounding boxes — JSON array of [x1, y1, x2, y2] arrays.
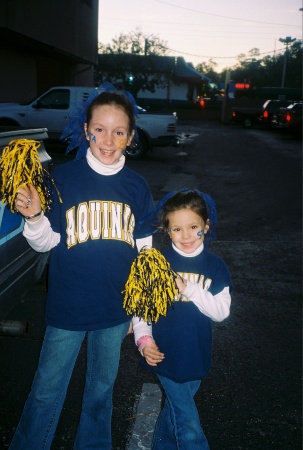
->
[[272, 102, 303, 137], [283, 102, 302, 136], [258, 99, 295, 128], [0, 128, 52, 319]]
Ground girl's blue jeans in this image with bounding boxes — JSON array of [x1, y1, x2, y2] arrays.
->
[[9, 322, 129, 450], [151, 374, 210, 450]]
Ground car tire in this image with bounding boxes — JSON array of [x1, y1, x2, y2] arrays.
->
[[125, 129, 150, 160]]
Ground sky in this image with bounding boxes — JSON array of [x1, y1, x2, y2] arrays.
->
[[98, 0, 302, 72]]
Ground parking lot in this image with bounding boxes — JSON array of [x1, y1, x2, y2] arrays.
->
[[0, 118, 301, 450]]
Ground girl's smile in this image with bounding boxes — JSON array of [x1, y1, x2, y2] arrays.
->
[[84, 104, 134, 165], [168, 208, 209, 254]]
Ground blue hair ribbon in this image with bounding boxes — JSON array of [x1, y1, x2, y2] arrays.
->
[[138, 187, 217, 246]]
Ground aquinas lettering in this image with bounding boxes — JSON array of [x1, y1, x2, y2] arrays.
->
[[66, 201, 135, 248]]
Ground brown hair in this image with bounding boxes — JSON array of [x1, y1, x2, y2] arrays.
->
[[158, 190, 208, 233], [85, 91, 136, 133]]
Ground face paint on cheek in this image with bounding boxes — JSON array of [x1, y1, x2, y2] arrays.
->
[[88, 132, 96, 143], [118, 137, 128, 151], [197, 230, 204, 239]]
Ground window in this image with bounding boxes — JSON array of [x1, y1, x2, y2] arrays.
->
[[36, 90, 70, 110]]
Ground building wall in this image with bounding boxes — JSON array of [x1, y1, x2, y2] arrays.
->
[[0, 0, 98, 101], [138, 81, 197, 103], [0, 0, 98, 62], [0, 49, 37, 101]]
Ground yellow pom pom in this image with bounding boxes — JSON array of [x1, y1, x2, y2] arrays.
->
[[0, 139, 61, 213], [123, 246, 180, 323]]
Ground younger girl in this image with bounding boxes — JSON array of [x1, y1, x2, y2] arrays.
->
[[133, 189, 232, 450], [10, 88, 154, 450]]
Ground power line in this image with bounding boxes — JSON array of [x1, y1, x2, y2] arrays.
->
[[165, 46, 284, 60], [152, 0, 302, 27], [102, 17, 293, 30]]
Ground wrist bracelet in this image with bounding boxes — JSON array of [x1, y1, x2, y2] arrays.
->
[[137, 335, 154, 356], [24, 210, 42, 220]]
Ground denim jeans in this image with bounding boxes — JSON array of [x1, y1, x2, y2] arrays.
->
[[151, 374, 210, 450], [9, 322, 129, 450]]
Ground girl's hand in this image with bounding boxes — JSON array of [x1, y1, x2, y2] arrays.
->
[[15, 184, 42, 221], [142, 342, 164, 367], [176, 275, 187, 294]]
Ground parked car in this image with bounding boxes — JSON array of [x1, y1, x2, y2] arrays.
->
[[129, 105, 179, 159], [231, 105, 263, 128], [283, 102, 302, 136], [231, 98, 300, 129], [272, 102, 302, 137], [0, 86, 179, 160], [258, 99, 295, 128], [271, 106, 289, 130], [0, 128, 52, 319]]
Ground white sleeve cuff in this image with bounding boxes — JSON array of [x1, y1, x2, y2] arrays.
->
[[23, 214, 60, 252], [136, 235, 153, 252], [132, 316, 153, 343]]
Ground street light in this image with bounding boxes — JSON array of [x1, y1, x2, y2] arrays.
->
[[279, 36, 296, 88]]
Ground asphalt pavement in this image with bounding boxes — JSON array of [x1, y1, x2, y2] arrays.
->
[[0, 118, 301, 450]]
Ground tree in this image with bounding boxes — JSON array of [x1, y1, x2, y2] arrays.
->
[[194, 40, 302, 90], [96, 28, 169, 98], [196, 59, 219, 83], [283, 40, 302, 87], [98, 28, 168, 56], [195, 59, 220, 97], [219, 41, 302, 89]]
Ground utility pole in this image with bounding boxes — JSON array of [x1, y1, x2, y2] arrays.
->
[[279, 36, 296, 88], [144, 39, 149, 56]]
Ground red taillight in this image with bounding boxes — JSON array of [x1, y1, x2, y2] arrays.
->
[[263, 111, 268, 118], [286, 113, 291, 122], [199, 99, 205, 108]]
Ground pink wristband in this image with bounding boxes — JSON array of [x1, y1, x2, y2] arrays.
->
[[137, 335, 154, 354]]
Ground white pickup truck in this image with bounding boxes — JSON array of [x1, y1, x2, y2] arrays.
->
[[0, 86, 179, 159]]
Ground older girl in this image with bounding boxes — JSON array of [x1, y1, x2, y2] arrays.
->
[[10, 89, 154, 450]]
